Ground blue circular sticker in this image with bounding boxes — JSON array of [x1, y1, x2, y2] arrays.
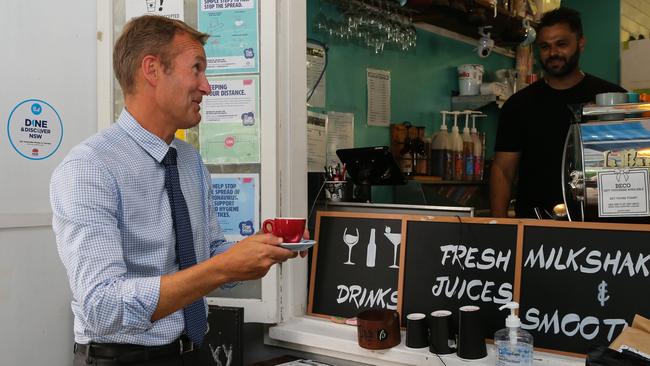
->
[[7, 98, 63, 160]]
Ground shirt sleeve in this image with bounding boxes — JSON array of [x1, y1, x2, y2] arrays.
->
[[50, 157, 160, 336], [494, 96, 525, 152]]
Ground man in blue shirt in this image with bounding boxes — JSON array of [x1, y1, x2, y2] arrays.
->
[[50, 15, 302, 365]]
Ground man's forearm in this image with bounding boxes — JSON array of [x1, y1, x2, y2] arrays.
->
[[490, 168, 512, 217], [152, 255, 230, 322]]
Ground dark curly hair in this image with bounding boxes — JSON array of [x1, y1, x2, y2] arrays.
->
[[538, 7, 583, 38]]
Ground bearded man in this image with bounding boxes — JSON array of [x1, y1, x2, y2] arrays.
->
[[489, 7, 626, 218]]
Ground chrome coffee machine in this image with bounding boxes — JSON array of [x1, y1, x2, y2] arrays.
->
[[562, 102, 650, 223]]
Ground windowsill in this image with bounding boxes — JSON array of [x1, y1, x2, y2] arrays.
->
[[267, 316, 585, 366]]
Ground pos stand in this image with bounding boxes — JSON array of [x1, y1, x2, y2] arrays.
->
[[336, 146, 406, 203]]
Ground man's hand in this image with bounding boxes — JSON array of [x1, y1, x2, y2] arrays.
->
[[218, 233, 297, 281], [154, 230, 310, 321]]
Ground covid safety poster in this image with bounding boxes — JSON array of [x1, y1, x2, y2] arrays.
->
[[199, 75, 260, 164], [211, 173, 259, 241], [198, 0, 259, 75]]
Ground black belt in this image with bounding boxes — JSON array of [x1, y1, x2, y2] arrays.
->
[[74, 336, 196, 363]]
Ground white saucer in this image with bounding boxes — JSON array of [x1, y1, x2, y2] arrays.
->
[[280, 240, 316, 251]]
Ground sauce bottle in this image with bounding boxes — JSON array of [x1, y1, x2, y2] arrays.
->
[[462, 111, 474, 181], [431, 111, 451, 179], [449, 112, 464, 181]]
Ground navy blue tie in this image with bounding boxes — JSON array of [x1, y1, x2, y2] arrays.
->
[[162, 147, 206, 346]]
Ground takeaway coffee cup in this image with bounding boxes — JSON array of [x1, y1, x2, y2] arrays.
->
[[262, 218, 306, 243], [405, 313, 429, 349], [429, 310, 455, 354], [356, 309, 401, 350], [456, 305, 487, 359]]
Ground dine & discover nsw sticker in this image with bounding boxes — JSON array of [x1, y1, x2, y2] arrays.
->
[[7, 99, 63, 160]]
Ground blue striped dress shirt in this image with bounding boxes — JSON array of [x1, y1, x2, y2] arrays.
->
[[50, 109, 232, 345]]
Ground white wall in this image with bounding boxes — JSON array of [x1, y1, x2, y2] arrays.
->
[[0, 228, 73, 365], [0, 1, 97, 364], [621, 38, 650, 90]]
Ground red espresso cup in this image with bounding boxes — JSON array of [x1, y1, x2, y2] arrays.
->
[[262, 218, 306, 243]]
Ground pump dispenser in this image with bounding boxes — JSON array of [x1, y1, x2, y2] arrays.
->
[[431, 111, 452, 179], [494, 302, 533, 366], [449, 112, 464, 181], [461, 111, 474, 180], [471, 114, 487, 181]]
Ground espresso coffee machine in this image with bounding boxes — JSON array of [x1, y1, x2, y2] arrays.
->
[[562, 103, 650, 223]]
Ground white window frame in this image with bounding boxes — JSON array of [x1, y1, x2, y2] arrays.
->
[[96, 0, 281, 324]]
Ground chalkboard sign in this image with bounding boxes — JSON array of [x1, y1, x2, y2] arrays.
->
[[308, 211, 404, 319], [201, 305, 243, 366], [519, 222, 650, 356], [400, 218, 519, 338]]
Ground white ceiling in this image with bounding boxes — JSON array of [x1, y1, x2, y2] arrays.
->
[[621, 0, 650, 41]]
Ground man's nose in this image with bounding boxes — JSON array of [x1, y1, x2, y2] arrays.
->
[[549, 45, 561, 57], [199, 75, 211, 95]]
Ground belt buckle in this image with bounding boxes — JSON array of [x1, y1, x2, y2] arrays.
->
[[179, 337, 194, 355]]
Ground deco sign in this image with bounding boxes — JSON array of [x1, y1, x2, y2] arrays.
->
[[7, 99, 63, 160]]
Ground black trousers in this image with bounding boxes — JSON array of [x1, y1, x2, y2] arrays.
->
[[73, 340, 201, 366]]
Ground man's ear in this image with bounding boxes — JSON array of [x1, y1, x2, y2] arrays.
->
[[141, 55, 160, 86], [578, 35, 586, 53]]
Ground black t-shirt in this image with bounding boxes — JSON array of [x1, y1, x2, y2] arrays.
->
[[494, 74, 626, 218]]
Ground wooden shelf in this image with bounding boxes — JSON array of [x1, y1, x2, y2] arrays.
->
[[451, 94, 499, 110], [411, 176, 488, 185], [406, 0, 531, 47]]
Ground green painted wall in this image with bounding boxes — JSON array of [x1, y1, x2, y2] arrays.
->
[[562, 0, 621, 84], [307, 0, 514, 153]]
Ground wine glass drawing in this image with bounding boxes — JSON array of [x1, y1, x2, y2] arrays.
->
[[384, 226, 402, 269], [343, 227, 359, 265]]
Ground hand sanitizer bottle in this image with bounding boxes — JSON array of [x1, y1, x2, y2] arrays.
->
[[494, 302, 533, 366]]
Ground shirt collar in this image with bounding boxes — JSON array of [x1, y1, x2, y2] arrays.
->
[[117, 108, 177, 164]]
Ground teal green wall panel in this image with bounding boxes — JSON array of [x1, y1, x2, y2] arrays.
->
[[307, 0, 514, 158], [561, 0, 621, 84]]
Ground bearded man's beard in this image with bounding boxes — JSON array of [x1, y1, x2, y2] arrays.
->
[[542, 49, 581, 77]]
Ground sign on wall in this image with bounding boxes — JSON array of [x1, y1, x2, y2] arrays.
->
[[198, 0, 259, 75], [6, 98, 63, 160], [200, 75, 260, 164], [125, 0, 185, 21], [210, 173, 259, 242]]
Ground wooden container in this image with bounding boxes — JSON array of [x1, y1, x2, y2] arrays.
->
[[357, 309, 401, 350]]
